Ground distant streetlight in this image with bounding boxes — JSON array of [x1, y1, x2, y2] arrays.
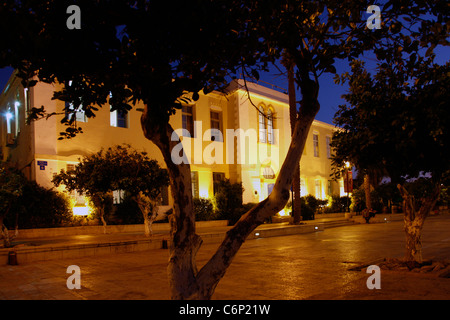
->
[[5, 111, 13, 121]]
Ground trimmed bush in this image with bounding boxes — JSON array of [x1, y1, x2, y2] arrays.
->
[[113, 195, 142, 225], [213, 179, 244, 225], [11, 181, 73, 229], [324, 195, 348, 213], [193, 198, 214, 221], [300, 201, 315, 220]]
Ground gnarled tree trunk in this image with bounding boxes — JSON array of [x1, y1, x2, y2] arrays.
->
[[135, 192, 159, 237], [0, 205, 14, 248], [398, 184, 440, 263], [141, 109, 200, 299], [286, 61, 302, 224], [364, 174, 371, 210], [141, 78, 319, 299]]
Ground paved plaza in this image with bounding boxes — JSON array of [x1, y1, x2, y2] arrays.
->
[[1, 215, 450, 300]]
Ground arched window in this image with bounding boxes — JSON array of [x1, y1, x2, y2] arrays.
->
[[267, 108, 274, 144], [258, 106, 266, 143], [262, 166, 275, 179]]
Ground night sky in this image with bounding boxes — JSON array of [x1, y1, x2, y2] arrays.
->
[[1, 47, 448, 126], [0, 62, 350, 125]]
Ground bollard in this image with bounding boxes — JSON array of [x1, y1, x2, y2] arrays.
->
[[8, 251, 18, 265]]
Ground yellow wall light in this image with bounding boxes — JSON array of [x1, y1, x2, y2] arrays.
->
[[72, 205, 90, 216]]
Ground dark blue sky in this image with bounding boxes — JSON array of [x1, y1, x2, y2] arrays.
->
[[1, 45, 448, 125], [0, 63, 344, 124]]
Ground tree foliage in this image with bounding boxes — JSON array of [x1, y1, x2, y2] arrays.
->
[[332, 59, 450, 183], [2, 0, 448, 297], [53, 144, 168, 197], [330, 8, 449, 262], [1, 0, 267, 134], [53, 144, 169, 233], [0, 165, 26, 218], [0, 164, 27, 246]]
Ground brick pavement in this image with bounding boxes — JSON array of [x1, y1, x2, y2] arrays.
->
[[1, 215, 449, 300]]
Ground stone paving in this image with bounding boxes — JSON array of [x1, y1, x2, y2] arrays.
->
[[1, 215, 450, 300]]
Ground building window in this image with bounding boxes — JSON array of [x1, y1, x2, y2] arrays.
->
[[191, 171, 199, 198], [210, 110, 222, 141], [326, 136, 332, 159], [258, 106, 275, 144], [24, 87, 31, 115], [267, 109, 274, 144], [213, 172, 225, 195], [315, 180, 322, 199], [300, 178, 307, 197], [71, 190, 86, 206], [14, 100, 20, 136], [110, 107, 128, 128], [262, 166, 275, 179], [65, 101, 86, 123], [327, 180, 333, 196], [159, 185, 169, 206], [113, 190, 125, 204], [109, 93, 128, 128], [258, 107, 266, 143], [5, 107, 13, 134], [64, 80, 86, 123], [313, 133, 319, 157], [182, 105, 195, 137]]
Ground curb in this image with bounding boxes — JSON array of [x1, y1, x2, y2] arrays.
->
[[1, 219, 355, 265]]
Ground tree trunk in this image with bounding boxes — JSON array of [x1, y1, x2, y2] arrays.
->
[[0, 206, 13, 248], [196, 94, 319, 298], [284, 55, 301, 224], [404, 217, 425, 263], [136, 193, 158, 237], [1, 224, 12, 248], [364, 174, 371, 210], [292, 166, 301, 223], [141, 76, 319, 299], [398, 184, 440, 263], [99, 207, 107, 234], [141, 109, 200, 299]]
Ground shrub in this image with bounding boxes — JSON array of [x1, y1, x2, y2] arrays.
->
[[324, 195, 348, 213], [286, 198, 315, 220], [193, 198, 214, 221], [351, 187, 366, 213], [213, 179, 244, 224], [12, 181, 73, 229], [231, 202, 261, 224], [112, 195, 142, 225], [300, 201, 315, 220], [302, 195, 327, 213], [375, 182, 402, 209], [351, 185, 385, 213], [303, 195, 319, 213]]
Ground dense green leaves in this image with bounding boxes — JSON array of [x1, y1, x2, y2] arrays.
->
[[0, 165, 27, 219], [52, 144, 169, 200], [331, 58, 450, 183], [1, 0, 267, 133]]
